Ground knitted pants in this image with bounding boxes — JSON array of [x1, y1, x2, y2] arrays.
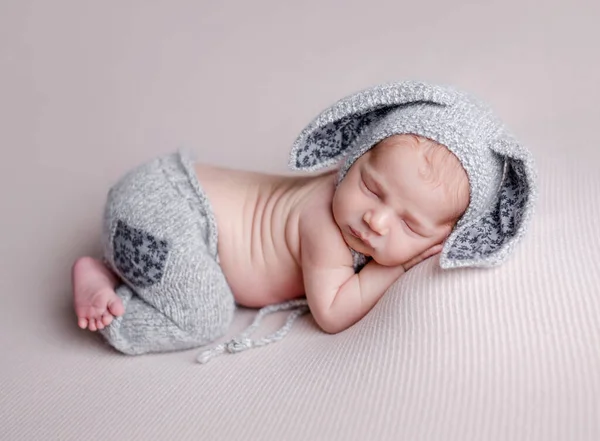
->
[[99, 150, 235, 355]]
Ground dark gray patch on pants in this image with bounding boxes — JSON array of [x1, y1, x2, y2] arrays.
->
[[113, 219, 169, 287]]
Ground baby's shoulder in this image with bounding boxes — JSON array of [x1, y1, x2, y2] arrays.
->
[[297, 182, 352, 268], [294, 170, 336, 215]]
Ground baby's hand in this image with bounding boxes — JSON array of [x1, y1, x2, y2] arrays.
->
[[402, 244, 444, 271]]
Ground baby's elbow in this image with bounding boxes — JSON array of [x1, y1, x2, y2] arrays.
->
[[314, 309, 348, 335], [320, 321, 344, 335]]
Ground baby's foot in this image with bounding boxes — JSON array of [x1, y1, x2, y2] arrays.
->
[[72, 257, 125, 331]]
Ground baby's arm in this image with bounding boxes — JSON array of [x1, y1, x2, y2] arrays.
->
[[302, 243, 404, 334], [300, 207, 441, 334]]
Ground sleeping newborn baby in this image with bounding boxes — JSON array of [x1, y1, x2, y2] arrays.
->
[[71, 81, 536, 362]]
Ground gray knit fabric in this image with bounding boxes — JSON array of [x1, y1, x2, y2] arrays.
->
[[99, 149, 235, 355], [289, 80, 537, 270]]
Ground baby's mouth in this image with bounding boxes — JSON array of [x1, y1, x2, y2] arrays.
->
[[349, 226, 372, 248]]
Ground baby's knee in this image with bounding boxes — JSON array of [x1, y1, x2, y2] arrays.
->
[[102, 281, 235, 355]]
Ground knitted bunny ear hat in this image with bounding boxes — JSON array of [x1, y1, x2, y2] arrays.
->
[[289, 80, 537, 269]]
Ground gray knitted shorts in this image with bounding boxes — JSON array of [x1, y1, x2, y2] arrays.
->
[[99, 150, 235, 355]]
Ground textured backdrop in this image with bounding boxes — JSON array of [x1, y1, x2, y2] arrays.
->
[[1, 1, 599, 440]]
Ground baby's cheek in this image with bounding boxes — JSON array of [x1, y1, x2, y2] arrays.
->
[[331, 190, 344, 219], [333, 190, 355, 221], [375, 244, 408, 267], [390, 237, 422, 264]]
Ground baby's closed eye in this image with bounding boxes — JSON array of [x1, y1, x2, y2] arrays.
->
[[402, 220, 418, 235], [360, 175, 379, 198]]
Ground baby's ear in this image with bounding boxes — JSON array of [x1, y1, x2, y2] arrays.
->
[[288, 81, 457, 172]]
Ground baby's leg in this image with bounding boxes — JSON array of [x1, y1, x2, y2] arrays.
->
[[92, 150, 234, 355], [101, 247, 233, 355]]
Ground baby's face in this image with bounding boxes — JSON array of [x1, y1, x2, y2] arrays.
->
[[332, 135, 467, 267]]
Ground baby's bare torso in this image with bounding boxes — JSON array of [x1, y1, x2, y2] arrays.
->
[[195, 164, 336, 308]]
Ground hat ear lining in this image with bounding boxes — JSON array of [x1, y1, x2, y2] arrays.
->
[[293, 108, 391, 170], [442, 157, 533, 268], [290, 81, 455, 172]]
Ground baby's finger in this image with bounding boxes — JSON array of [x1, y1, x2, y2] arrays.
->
[[424, 244, 443, 259], [403, 255, 422, 271], [404, 245, 442, 271]]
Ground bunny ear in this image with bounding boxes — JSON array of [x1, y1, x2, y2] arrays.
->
[[288, 81, 458, 171], [440, 134, 538, 268]]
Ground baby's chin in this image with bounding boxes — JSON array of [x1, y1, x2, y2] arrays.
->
[[371, 246, 420, 267], [371, 255, 406, 267], [344, 235, 375, 258], [359, 247, 402, 267]]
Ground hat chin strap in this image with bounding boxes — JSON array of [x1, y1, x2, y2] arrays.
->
[[197, 299, 310, 364]]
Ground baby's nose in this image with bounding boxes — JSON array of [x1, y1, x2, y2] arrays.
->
[[363, 209, 390, 236]]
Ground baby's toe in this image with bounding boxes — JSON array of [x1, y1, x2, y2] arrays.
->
[[95, 319, 105, 330], [78, 317, 89, 329], [107, 297, 124, 317], [88, 320, 97, 332], [101, 314, 113, 327]]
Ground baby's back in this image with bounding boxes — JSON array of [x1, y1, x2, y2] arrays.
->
[[195, 163, 333, 307]]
